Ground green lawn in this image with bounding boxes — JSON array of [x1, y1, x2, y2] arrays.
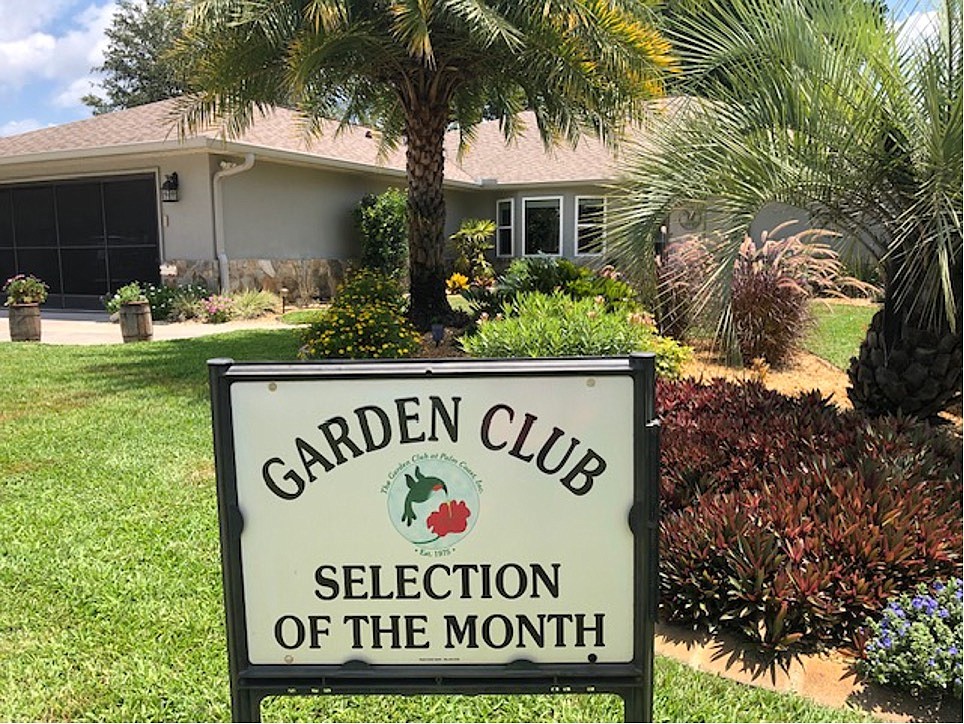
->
[[804, 301, 878, 370], [0, 330, 873, 722]]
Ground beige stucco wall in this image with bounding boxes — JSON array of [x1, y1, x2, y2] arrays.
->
[[219, 159, 407, 261]]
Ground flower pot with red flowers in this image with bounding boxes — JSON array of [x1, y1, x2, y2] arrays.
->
[[3, 274, 48, 342]]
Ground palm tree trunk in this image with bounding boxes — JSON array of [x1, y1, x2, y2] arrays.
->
[[847, 289, 962, 418], [405, 102, 452, 329]]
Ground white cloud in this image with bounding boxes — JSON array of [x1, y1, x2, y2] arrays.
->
[[0, 118, 44, 137], [0, 0, 77, 42], [0, 1, 115, 109]]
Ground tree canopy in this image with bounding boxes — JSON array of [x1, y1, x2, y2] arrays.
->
[[83, 0, 188, 115], [176, 0, 674, 325]]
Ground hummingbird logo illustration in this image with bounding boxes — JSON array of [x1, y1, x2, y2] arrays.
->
[[401, 466, 448, 526], [386, 458, 479, 550]]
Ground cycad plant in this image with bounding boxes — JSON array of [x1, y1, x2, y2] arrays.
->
[[175, 0, 673, 327], [610, 0, 962, 417]]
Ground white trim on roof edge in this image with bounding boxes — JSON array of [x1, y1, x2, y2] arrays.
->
[[0, 137, 483, 190]]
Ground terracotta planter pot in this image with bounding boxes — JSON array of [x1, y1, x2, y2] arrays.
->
[[8, 303, 41, 342], [118, 301, 153, 343]]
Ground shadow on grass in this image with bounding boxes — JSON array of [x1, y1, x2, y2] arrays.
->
[[80, 329, 303, 401]]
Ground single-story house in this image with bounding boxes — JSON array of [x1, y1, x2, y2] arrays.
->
[[0, 98, 657, 309]]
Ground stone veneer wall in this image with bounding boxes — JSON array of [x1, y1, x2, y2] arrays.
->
[[164, 258, 347, 302]]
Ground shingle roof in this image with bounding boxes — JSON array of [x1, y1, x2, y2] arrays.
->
[[0, 97, 677, 187]]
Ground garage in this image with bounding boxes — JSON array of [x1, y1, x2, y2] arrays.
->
[[0, 174, 161, 309]]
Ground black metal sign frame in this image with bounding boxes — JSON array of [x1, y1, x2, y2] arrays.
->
[[208, 354, 659, 722]]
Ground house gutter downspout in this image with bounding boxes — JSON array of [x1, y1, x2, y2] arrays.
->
[[213, 153, 256, 292]]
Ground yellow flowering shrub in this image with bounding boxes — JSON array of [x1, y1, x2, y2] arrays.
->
[[298, 271, 421, 360]]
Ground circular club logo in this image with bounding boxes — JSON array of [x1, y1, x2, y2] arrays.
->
[[386, 458, 480, 551]]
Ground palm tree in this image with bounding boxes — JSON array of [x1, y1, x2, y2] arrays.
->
[[609, 0, 961, 418], [176, 0, 673, 327]]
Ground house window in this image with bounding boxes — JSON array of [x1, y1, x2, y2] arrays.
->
[[496, 199, 513, 257], [575, 196, 605, 256], [523, 197, 562, 256]]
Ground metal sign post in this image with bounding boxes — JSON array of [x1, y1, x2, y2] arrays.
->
[[208, 355, 659, 722]]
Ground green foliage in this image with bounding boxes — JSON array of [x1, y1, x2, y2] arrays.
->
[[464, 258, 638, 318], [104, 282, 147, 314], [610, 0, 962, 376], [353, 189, 409, 279], [332, 268, 408, 312], [2, 274, 48, 305], [107, 281, 209, 320], [658, 378, 962, 653], [450, 218, 496, 281], [82, 0, 188, 114], [231, 289, 280, 319], [157, 281, 209, 320], [461, 292, 691, 377], [299, 271, 420, 360], [858, 579, 963, 700]]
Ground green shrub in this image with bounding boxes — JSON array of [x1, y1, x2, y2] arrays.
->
[[657, 378, 963, 653], [858, 579, 963, 700], [354, 188, 408, 278], [460, 292, 690, 377], [463, 257, 638, 318], [299, 271, 420, 360], [167, 283, 210, 321], [333, 268, 408, 312], [231, 289, 280, 319]]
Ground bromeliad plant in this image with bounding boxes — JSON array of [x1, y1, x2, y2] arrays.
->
[[2, 274, 48, 305], [657, 378, 963, 652], [858, 579, 963, 700]]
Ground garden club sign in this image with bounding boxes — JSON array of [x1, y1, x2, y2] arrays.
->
[[208, 355, 660, 722]]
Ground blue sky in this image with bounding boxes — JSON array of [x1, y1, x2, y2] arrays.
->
[[0, 0, 940, 138]]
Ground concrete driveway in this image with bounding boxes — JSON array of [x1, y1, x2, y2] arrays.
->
[[0, 309, 293, 345]]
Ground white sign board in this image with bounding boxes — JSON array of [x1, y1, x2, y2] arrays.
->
[[227, 369, 636, 666]]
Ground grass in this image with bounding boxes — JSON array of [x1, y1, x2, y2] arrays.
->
[[280, 307, 328, 325], [0, 329, 874, 722], [804, 300, 878, 370]]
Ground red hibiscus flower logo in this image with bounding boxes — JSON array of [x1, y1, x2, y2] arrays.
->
[[426, 500, 471, 537]]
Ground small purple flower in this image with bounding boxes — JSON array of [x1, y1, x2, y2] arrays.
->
[[938, 607, 949, 619], [950, 646, 959, 656], [880, 634, 893, 649]]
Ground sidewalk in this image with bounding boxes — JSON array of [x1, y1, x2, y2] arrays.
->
[[0, 309, 291, 345]]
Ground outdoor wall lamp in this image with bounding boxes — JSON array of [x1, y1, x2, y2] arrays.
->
[[161, 172, 179, 202]]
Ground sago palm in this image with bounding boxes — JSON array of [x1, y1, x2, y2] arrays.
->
[[176, 0, 673, 326], [609, 0, 962, 417]]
